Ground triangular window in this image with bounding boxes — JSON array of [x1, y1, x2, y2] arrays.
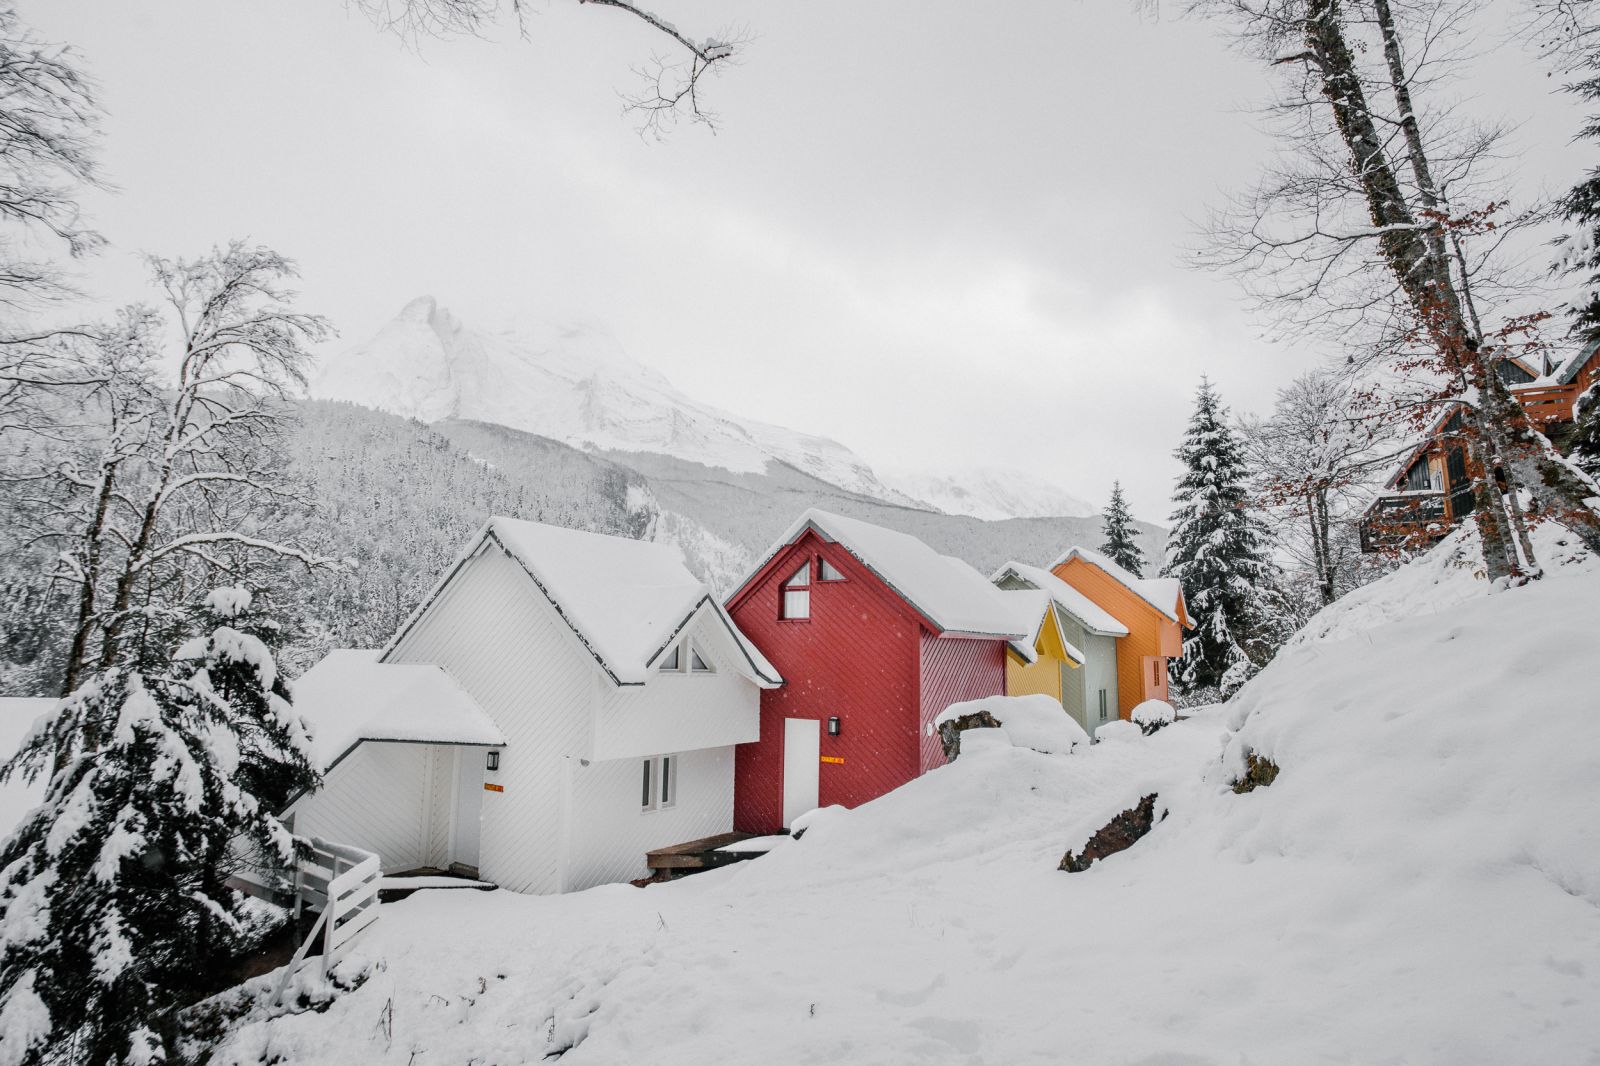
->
[[819, 558, 845, 581], [659, 645, 681, 672], [690, 646, 713, 673]]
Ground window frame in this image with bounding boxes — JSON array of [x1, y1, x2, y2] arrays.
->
[[780, 560, 811, 620], [817, 557, 846, 582], [1098, 689, 1108, 721], [642, 754, 678, 812]]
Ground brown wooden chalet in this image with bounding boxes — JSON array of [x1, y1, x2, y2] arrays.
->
[[1359, 344, 1600, 552]]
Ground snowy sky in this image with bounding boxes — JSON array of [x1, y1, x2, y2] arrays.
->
[[26, 0, 1592, 520]]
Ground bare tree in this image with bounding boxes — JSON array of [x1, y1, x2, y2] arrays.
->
[[1181, 0, 1600, 575], [355, 0, 745, 133], [1, 242, 331, 695], [0, 7, 103, 307], [1240, 368, 1392, 607]]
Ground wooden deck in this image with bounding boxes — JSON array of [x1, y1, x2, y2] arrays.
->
[[645, 831, 775, 879]]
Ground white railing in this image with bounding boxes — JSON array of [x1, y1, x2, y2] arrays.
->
[[271, 837, 381, 1005]]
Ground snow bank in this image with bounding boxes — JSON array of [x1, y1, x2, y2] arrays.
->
[[1092, 719, 1141, 743], [935, 694, 1089, 754], [1290, 520, 1593, 646]]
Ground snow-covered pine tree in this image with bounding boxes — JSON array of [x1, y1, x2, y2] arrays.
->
[[1162, 380, 1281, 697], [1099, 481, 1146, 578], [1572, 386, 1600, 479], [0, 587, 318, 1065]]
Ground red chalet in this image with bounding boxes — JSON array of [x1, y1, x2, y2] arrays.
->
[[725, 509, 1030, 833]]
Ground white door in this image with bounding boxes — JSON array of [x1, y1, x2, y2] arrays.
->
[[782, 718, 821, 829], [452, 747, 484, 870]]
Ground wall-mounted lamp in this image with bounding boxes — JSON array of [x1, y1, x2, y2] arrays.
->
[[485, 750, 500, 772], [827, 716, 842, 737]]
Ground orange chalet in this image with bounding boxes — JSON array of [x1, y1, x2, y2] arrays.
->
[[1049, 546, 1192, 719]]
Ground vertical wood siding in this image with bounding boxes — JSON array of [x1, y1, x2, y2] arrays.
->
[[1052, 559, 1178, 719], [388, 546, 596, 894], [917, 632, 1006, 774], [729, 531, 923, 833]]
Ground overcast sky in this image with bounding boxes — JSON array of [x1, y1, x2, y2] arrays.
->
[[26, 0, 1592, 519]]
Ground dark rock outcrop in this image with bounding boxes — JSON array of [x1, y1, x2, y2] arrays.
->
[[1231, 751, 1280, 794], [1058, 794, 1162, 873], [937, 709, 1001, 761]]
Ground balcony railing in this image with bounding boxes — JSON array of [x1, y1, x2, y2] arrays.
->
[[1359, 491, 1452, 553], [1512, 383, 1580, 426]]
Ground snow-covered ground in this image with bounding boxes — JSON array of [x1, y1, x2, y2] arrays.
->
[[212, 523, 1600, 1064]]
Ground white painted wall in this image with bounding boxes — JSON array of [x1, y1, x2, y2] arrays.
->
[[593, 607, 761, 762], [564, 746, 735, 890], [388, 545, 598, 894], [290, 742, 455, 874]]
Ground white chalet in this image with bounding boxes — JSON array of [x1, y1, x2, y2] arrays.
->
[[286, 517, 783, 894]]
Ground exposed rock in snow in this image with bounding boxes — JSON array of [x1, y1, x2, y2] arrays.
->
[[1057, 793, 1161, 873], [312, 297, 924, 506]]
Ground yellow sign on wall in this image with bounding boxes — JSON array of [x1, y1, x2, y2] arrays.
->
[[484, 782, 504, 793], [820, 755, 845, 765]]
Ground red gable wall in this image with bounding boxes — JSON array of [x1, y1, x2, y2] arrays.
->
[[727, 528, 1004, 833]]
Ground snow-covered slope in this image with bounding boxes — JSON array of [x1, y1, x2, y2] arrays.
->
[[312, 298, 920, 505], [215, 523, 1600, 1064], [880, 465, 1097, 520]]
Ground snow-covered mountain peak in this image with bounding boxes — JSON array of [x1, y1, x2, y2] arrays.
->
[[311, 300, 917, 502]]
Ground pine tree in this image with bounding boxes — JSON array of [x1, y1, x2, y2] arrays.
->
[[1571, 385, 1600, 481], [0, 587, 318, 1065], [1099, 481, 1146, 578], [1162, 380, 1281, 697]]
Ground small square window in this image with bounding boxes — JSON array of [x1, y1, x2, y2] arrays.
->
[[818, 558, 845, 581]]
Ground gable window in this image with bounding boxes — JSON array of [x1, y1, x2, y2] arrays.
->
[[641, 755, 678, 812], [1098, 689, 1108, 721], [659, 645, 681, 672], [660, 640, 714, 674], [781, 562, 811, 620], [690, 646, 713, 673], [818, 557, 845, 581]]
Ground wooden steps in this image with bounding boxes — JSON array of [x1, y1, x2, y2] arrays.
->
[[645, 831, 776, 878]]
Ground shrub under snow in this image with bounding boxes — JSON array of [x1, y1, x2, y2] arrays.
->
[[1129, 699, 1176, 734], [934, 694, 1089, 757]]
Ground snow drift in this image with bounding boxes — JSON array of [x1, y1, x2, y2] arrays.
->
[[213, 526, 1600, 1064]]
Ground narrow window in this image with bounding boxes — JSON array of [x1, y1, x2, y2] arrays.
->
[[689, 646, 712, 673], [818, 557, 845, 581], [1098, 689, 1108, 721], [660, 755, 676, 808], [641, 759, 654, 810], [660, 645, 681, 672], [781, 562, 811, 619]]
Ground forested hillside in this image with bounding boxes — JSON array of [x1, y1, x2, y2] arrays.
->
[[1, 400, 1163, 693]]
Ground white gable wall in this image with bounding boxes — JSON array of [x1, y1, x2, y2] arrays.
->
[[592, 606, 762, 762], [565, 745, 735, 890], [387, 545, 597, 894]]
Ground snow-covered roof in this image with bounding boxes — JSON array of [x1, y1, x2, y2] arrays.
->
[[293, 650, 506, 772], [388, 517, 781, 688], [741, 509, 1030, 640], [1047, 546, 1190, 627], [990, 561, 1130, 638], [996, 589, 1086, 666], [1550, 337, 1600, 386]]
